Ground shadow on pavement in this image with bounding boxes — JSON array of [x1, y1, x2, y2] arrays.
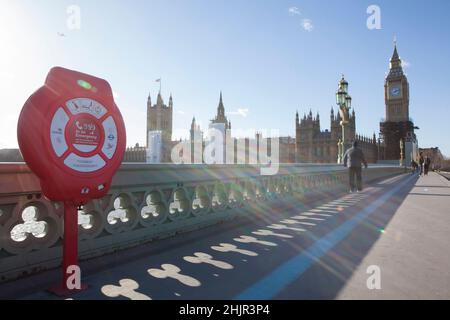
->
[[275, 174, 418, 299]]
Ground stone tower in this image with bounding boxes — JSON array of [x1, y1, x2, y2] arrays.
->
[[146, 92, 173, 162], [208, 92, 231, 164], [380, 41, 415, 160], [211, 92, 231, 129], [385, 43, 410, 122]]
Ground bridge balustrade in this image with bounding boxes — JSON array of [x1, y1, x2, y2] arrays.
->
[[0, 163, 403, 282]]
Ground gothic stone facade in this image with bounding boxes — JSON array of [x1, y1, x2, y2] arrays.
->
[[295, 109, 379, 163]]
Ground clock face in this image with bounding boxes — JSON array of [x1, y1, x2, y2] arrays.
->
[[390, 86, 401, 98]]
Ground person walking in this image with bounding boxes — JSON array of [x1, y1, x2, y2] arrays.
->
[[343, 140, 368, 193], [410, 159, 417, 174], [419, 152, 425, 176], [424, 156, 431, 175]]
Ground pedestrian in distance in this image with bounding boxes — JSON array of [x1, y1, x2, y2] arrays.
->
[[424, 156, 431, 175], [410, 159, 417, 174], [419, 152, 424, 176], [343, 140, 368, 193]]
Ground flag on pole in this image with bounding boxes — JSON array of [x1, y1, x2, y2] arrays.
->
[[155, 78, 162, 92]]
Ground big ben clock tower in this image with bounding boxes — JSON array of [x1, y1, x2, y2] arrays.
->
[[380, 42, 416, 160]]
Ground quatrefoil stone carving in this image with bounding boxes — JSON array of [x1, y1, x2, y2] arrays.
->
[[10, 206, 47, 242]]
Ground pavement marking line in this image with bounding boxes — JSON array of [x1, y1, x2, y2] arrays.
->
[[234, 173, 416, 300], [234, 236, 278, 247], [268, 223, 307, 231], [302, 212, 332, 217], [252, 229, 293, 239], [211, 243, 258, 256]]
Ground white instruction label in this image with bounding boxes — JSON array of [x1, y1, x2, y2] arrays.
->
[[64, 153, 106, 172], [50, 107, 69, 157], [66, 98, 107, 119], [101, 116, 118, 159]]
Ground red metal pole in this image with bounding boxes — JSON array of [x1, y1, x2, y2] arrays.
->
[[63, 201, 78, 290]]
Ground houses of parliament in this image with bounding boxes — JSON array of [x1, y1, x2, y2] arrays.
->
[[123, 42, 416, 164], [295, 102, 380, 163]]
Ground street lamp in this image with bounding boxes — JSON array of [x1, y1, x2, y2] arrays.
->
[[336, 88, 346, 105], [336, 75, 352, 163], [345, 95, 352, 110]]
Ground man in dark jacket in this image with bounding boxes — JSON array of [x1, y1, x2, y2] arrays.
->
[[343, 140, 368, 192]]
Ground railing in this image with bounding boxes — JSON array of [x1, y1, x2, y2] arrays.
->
[[0, 162, 404, 282]]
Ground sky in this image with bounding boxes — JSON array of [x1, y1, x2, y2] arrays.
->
[[1, 0, 449, 156]]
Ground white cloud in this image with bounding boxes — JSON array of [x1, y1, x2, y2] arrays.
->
[[301, 19, 314, 32], [288, 7, 314, 32], [176, 110, 186, 115], [402, 59, 411, 68], [288, 6, 301, 16], [112, 91, 120, 98], [228, 108, 249, 118]]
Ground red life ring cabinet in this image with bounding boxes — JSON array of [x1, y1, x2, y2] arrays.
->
[[17, 67, 126, 295]]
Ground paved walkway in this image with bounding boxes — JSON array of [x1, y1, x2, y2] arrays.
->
[[3, 172, 450, 300], [338, 172, 450, 299]]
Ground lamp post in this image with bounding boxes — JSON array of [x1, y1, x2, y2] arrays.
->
[[336, 75, 352, 164], [413, 126, 420, 163], [399, 138, 405, 167], [337, 139, 343, 163]]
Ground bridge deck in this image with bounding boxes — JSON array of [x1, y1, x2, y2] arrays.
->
[[3, 172, 450, 300]]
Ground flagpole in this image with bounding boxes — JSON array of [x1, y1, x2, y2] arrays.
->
[[155, 78, 162, 94]]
